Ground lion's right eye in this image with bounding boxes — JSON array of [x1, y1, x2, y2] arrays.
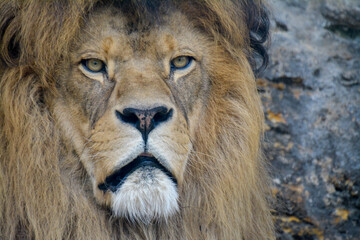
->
[[81, 59, 106, 73], [170, 56, 193, 70]]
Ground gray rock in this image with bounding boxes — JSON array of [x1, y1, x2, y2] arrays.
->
[[321, 0, 360, 29], [263, 0, 360, 239]]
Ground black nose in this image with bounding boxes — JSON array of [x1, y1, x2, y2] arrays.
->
[[116, 106, 173, 142]]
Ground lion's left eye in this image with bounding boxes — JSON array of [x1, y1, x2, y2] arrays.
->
[[170, 56, 193, 70], [81, 59, 106, 73]]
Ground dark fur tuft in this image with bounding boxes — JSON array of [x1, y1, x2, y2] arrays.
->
[[247, 2, 270, 76]]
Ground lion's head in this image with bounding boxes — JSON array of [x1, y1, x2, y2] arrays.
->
[[0, 0, 273, 239]]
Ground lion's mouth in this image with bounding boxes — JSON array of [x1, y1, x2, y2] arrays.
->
[[98, 154, 177, 193]]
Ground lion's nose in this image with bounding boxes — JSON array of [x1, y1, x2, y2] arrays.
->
[[116, 106, 173, 142]]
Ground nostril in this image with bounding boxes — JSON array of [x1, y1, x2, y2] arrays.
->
[[116, 109, 138, 126], [153, 108, 173, 126]]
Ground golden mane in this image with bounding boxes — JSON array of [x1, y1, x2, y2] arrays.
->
[[0, 1, 273, 239]]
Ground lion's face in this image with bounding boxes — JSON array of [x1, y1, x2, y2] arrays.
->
[[55, 8, 211, 223]]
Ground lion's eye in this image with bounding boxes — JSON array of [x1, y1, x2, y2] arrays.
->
[[81, 59, 106, 73], [170, 56, 193, 70]]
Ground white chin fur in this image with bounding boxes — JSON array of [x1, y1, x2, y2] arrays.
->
[[111, 167, 179, 224]]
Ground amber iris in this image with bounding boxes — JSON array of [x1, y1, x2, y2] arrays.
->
[[171, 56, 192, 69], [83, 58, 105, 72]]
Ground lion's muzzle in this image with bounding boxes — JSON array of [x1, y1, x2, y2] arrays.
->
[[98, 155, 177, 192]]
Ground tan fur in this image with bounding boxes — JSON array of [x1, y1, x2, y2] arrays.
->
[[0, 1, 274, 239]]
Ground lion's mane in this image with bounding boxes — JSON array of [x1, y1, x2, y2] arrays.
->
[[0, 1, 273, 239]]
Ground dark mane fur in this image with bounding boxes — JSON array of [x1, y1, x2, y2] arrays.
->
[[247, 2, 270, 75]]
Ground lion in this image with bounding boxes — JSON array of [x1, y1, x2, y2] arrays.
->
[[0, 0, 273, 239]]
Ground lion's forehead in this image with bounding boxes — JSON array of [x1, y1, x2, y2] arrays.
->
[[75, 10, 206, 65]]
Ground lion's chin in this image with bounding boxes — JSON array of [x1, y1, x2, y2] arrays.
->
[[111, 167, 179, 224]]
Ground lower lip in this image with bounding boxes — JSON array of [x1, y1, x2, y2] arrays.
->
[[98, 156, 177, 192]]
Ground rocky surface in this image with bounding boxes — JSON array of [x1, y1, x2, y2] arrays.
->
[[260, 1, 360, 239]]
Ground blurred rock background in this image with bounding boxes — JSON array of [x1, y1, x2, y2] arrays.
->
[[261, 0, 360, 239]]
